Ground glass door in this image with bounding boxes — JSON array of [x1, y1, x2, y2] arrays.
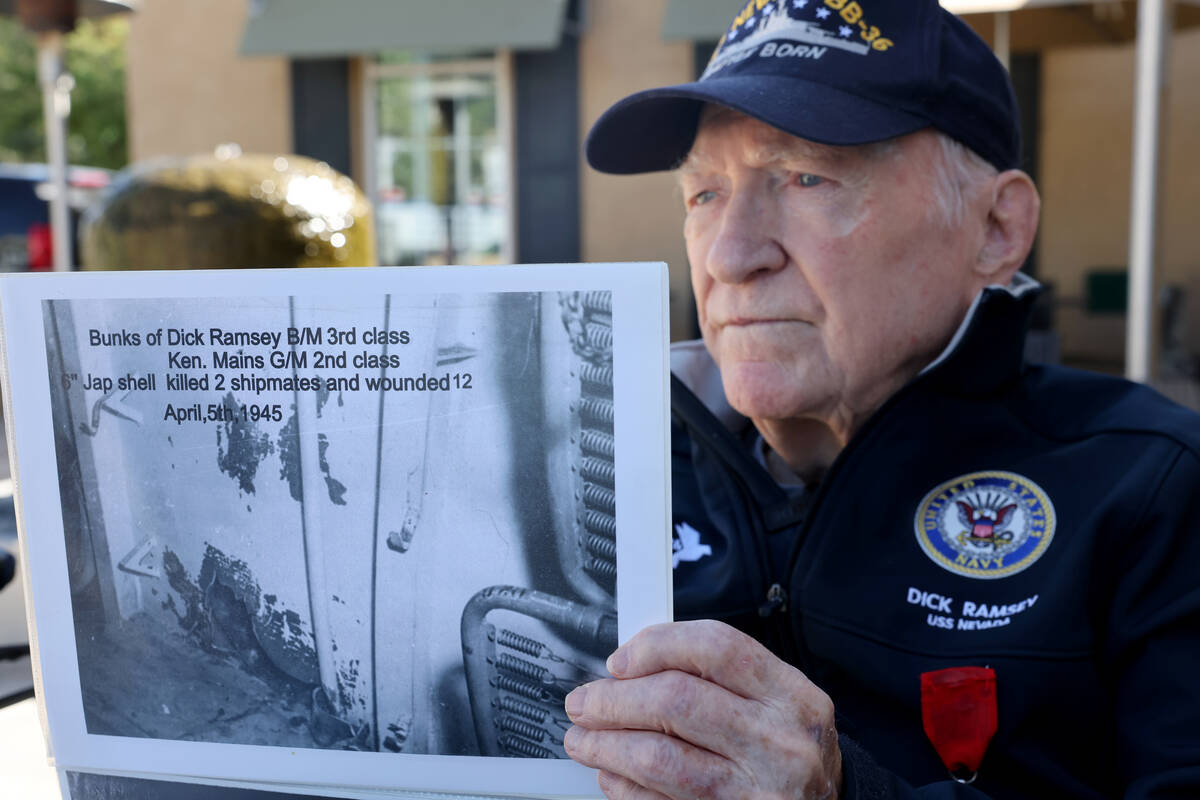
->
[[367, 53, 512, 267]]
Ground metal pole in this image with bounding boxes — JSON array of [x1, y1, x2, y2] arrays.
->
[[36, 30, 73, 271], [296, 380, 339, 712], [993, 11, 1011, 71], [1126, 0, 1171, 382], [289, 299, 340, 715]]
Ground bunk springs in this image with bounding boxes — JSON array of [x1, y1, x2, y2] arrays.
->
[[585, 323, 613, 352], [496, 695, 547, 724], [582, 482, 616, 514], [498, 733, 556, 759], [461, 586, 617, 758], [581, 291, 612, 315], [579, 396, 614, 427], [579, 429, 615, 458], [496, 715, 552, 743], [496, 652, 555, 686], [581, 456, 616, 487], [586, 534, 616, 560], [582, 509, 616, 538], [490, 673, 552, 702], [497, 629, 547, 658], [585, 557, 617, 581], [579, 363, 613, 390]]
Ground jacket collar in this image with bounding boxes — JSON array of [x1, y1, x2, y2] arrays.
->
[[918, 273, 1040, 396], [670, 339, 744, 432]]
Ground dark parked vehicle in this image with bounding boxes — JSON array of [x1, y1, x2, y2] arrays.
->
[[0, 163, 111, 271]]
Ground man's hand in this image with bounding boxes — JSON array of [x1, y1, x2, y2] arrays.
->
[[563, 620, 842, 799]]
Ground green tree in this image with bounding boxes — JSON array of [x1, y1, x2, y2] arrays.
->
[[0, 16, 127, 169], [0, 17, 43, 164]]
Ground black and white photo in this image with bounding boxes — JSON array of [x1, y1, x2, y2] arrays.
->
[[1, 265, 669, 797]]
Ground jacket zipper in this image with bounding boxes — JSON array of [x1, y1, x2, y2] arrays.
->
[[779, 375, 938, 670], [711, 459, 796, 660], [670, 375, 804, 663], [759, 582, 787, 616]]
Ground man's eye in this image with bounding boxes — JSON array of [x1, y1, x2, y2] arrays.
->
[[797, 173, 825, 188], [688, 189, 717, 208]]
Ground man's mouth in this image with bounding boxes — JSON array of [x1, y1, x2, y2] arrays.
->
[[720, 317, 805, 327]]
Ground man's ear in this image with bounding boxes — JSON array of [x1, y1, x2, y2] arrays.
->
[[974, 170, 1040, 283]]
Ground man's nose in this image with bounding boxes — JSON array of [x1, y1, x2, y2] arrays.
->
[[703, 187, 786, 284]]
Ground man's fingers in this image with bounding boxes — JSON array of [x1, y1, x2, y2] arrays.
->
[[596, 771, 672, 800], [565, 670, 753, 755], [564, 621, 843, 798], [607, 619, 815, 701], [564, 725, 736, 800]]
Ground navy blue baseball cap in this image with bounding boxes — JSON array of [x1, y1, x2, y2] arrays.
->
[[586, 0, 1020, 174]]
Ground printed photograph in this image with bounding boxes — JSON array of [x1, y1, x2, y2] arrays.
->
[[42, 290, 616, 758]]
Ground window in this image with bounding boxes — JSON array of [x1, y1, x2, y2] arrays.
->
[[364, 52, 514, 266]]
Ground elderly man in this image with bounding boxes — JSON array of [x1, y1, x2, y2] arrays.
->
[[562, 1, 1200, 798]]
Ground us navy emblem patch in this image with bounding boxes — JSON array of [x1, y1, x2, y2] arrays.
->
[[914, 471, 1056, 579]]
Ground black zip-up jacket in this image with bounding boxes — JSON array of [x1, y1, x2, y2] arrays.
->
[[668, 278, 1200, 798]]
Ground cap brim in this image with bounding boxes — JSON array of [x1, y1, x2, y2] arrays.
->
[[585, 74, 931, 175]]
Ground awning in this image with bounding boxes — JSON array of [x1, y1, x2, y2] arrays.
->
[[241, 0, 569, 57], [0, 0, 135, 19], [662, 0, 1200, 45], [661, 0, 733, 41]]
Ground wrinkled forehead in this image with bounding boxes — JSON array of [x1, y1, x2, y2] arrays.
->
[[679, 104, 897, 177]]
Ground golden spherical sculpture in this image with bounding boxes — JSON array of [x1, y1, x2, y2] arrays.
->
[[81, 150, 376, 269]]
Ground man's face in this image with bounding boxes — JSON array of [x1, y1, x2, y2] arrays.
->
[[679, 111, 987, 429]]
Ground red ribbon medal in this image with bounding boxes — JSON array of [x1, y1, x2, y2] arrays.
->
[[920, 667, 997, 783]]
